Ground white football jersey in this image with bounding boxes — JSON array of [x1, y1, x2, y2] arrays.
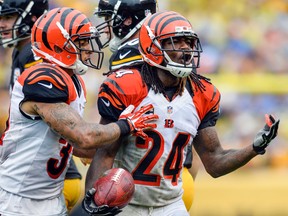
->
[[98, 68, 220, 207], [0, 63, 86, 200], [114, 89, 198, 206]]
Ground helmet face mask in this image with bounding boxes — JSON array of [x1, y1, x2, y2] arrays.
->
[[68, 28, 104, 71], [94, 11, 114, 49], [31, 7, 104, 75], [159, 34, 202, 69], [139, 11, 203, 78], [0, 0, 49, 48]]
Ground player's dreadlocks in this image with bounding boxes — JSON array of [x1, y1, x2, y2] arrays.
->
[[140, 62, 211, 96]]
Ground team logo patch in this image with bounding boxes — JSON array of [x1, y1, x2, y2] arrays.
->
[[164, 119, 174, 128], [165, 106, 174, 128]]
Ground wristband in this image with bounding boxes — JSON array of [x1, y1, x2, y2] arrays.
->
[[252, 145, 266, 155], [115, 119, 130, 136]]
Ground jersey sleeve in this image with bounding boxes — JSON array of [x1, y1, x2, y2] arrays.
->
[[18, 63, 75, 103], [192, 79, 221, 130], [97, 69, 148, 122]]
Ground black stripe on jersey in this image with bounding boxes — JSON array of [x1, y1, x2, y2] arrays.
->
[[105, 78, 125, 95], [23, 66, 70, 103], [71, 74, 82, 96], [98, 83, 126, 122], [26, 66, 68, 88]]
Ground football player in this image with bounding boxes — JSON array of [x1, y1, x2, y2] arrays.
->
[[87, 0, 199, 211], [0, 7, 158, 215], [83, 11, 279, 216], [0, 0, 83, 213]]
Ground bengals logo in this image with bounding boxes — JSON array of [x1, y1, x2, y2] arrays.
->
[[164, 119, 174, 128]]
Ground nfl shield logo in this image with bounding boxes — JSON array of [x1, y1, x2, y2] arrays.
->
[[167, 106, 173, 114]]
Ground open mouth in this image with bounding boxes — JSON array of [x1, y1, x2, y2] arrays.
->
[[83, 57, 92, 65], [181, 53, 192, 65], [0, 31, 11, 39]]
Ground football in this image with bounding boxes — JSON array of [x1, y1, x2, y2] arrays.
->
[[93, 168, 135, 208]]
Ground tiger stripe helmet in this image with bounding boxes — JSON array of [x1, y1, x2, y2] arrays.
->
[[31, 7, 104, 75], [139, 11, 202, 78]]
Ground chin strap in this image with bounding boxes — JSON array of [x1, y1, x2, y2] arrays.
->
[[140, 49, 192, 78]]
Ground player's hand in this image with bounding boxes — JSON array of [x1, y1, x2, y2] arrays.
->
[[118, 104, 159, 139], [253, 114, 280, 155], [82, 188, 122, 216]]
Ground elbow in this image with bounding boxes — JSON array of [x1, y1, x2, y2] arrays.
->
[[204, 166, 223, 178], [208, 171, 222, 178]]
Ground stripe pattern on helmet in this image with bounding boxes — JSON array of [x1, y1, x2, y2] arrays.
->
[[32, 7, 90, 51], [146, 11, 191, 38]]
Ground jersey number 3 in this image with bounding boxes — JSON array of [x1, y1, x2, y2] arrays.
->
[[47, 138, 72, 179]]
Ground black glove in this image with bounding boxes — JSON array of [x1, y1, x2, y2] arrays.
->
[[253, 114, 280, 155], [82, 188, 122, 216]]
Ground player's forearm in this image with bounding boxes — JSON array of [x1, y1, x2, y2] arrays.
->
[[67, 122, 121, 149], [194, 127, 258, 178], [203, 145, 257, 178], [85, 147, 117, 192], [32, 101, 121, 149]]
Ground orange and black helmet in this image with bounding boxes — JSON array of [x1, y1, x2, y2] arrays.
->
[[31, 7, 104, 75], [139, 11, 202, 78]]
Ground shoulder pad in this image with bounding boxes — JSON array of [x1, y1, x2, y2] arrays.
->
[[192, 79, 221, 121], [18, 63, 76, 103], [98, 69, 148, 117]]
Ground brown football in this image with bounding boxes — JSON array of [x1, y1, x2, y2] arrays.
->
[[93, 168, 135, 208]]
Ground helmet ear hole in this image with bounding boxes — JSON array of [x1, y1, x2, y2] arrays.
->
[[19, 25, 30, 35], [54, 45, 63, 54], [145, 45, 164, 65]]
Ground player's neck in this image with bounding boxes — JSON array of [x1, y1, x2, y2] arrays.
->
[[16, 37, 30, 50], [156, 68, 181, 88]]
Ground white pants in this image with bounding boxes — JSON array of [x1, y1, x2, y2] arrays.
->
[[119, 198, 189, 216], [0, 187, 67, 216]]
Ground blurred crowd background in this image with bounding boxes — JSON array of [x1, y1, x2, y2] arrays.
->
[[0, 0, 288, 215]]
